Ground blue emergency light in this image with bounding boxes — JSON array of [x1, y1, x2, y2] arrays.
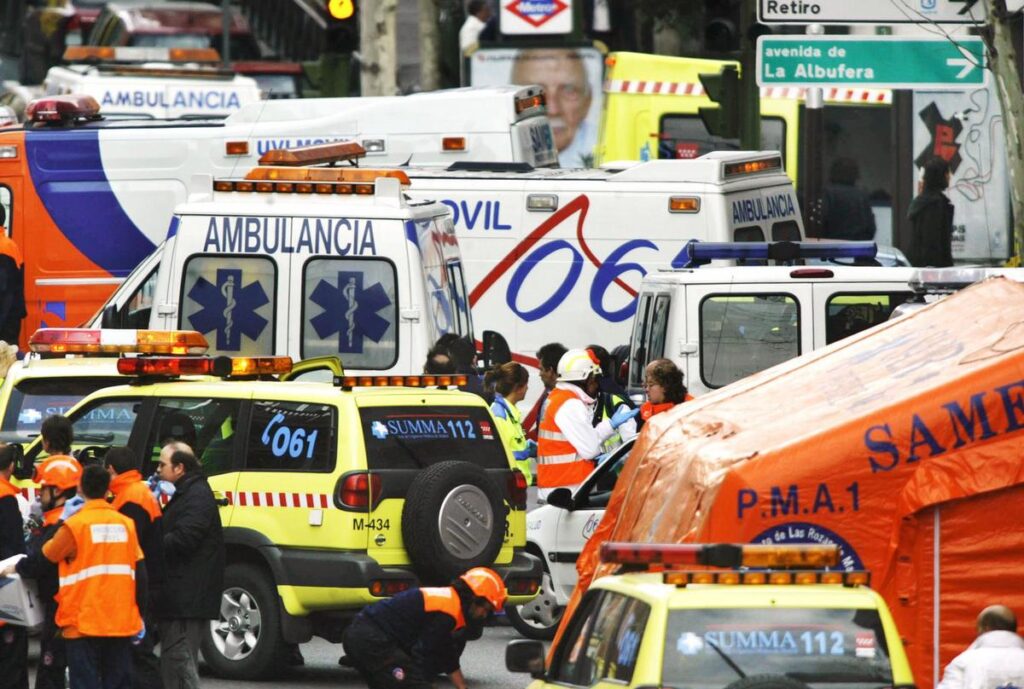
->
[[675, 240, 878, 268]]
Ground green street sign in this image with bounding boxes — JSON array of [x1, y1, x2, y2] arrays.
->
[[757, 36, 986, 89]]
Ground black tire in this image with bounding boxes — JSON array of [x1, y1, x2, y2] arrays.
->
[[723, 675, 813, 689], [401, 460, 506, 584], [200, 562, 289, 680], [505, 568, 563, 640]]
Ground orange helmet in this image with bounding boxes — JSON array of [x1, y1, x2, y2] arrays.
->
[[36, 457, 82, 492], [459, 567, 507, 610]]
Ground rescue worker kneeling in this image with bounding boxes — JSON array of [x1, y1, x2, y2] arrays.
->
[[342, 567, 507, 689]]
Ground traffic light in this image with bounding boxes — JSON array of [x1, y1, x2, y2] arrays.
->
[[698, 65, 740, 140], [324, 0, 358, 53]]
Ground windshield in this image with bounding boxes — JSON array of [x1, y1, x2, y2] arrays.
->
[[1, 377, 126, 441], [662, 608, 893, 688]]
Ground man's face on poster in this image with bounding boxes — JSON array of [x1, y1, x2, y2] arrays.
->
[[512, 49, 591, 152]]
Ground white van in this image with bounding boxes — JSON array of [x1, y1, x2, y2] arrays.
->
[[628, 244, 916, 398], [43, 47, 261, 119], [113, 161, 473, 374]]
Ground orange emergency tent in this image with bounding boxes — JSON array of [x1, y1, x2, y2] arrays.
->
[[573, 277, 1024, 688]]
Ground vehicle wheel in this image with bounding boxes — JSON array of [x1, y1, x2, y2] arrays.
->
[[401, 460, 506, 584], [723, 675, 813, 689], [505, 570, 563, 640], [200, 563, 288, 680]]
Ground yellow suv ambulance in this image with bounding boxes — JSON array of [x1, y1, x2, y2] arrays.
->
[[507, 543, 913, 689], [20, 354, 541, 680]]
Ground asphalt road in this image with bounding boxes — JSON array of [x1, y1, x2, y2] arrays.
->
[[27, 624, 541, 689]]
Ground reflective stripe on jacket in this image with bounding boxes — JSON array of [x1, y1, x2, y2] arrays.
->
[[421, 587, 466, 631], [55, 500, 143, 637], [536, 388, 595, 488], [491, 394, 533, 485]]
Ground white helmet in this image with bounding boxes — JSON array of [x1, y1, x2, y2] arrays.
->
[[557, 348, 602, 382]]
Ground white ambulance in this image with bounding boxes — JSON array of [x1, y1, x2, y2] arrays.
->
[[102, 146, 475, 375], [43, 46, 261, 118], [626, 242, 917, 398], [94, 147, 802, 409]]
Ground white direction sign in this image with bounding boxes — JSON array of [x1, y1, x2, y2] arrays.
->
[[758, 0, 985, 25]]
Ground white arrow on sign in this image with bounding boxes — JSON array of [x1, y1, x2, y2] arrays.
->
[[946, 57, 977, 79]]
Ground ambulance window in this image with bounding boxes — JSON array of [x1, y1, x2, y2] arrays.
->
[[301, 258, 398, 370], [0, 186, 12, 238], [658, 115, 786, 162], [628, 294, 653, 388], [733, 226, 764, 242], [446, 262, 472, 337], [244, 400, 336, 472], [772, 220, 802, 241], [825, 292, 914, 345], [106, 266, 158, 329], [146, 397, 243, 476], [180, 255, 276, 357], [649, 295, 671, 363], [67, 397, 142, 450], [700, 293, 800, 389], [2, 379, 129, 443], [549, 591, 651, 686]]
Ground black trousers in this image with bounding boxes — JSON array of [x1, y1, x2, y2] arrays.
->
[[0, 624, 28, 689], [66, 637, 132, 689], [342, 617, 431, 689], [34, 615, 66, 689]]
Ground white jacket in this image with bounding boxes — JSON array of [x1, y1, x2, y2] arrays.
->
[[937, 630, 1024, 689], [550, 383, 615, 461]]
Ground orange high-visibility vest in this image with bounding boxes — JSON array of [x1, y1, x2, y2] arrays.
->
[[421, 587, 465, 630], [55, 500, 143, 638], [0, 475, 18, 629], [536, 388, 595, 489], [108, 470, 161, 522]]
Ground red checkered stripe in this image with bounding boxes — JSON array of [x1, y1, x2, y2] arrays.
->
[[604, 79, 892, 104], [226, 491, 330, 509]]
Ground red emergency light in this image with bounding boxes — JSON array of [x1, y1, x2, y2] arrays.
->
[[26, 95, 101, 124], [29, 328, 208, 355]]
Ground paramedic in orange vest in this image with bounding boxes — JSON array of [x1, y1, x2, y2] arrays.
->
[[0, 443, 28, 689], [105, 447, 164, 689], [341, 567, 507, 689], [0, 207, 26, 347], [43, 464, 147, 689], [537, 348, 639, 498]]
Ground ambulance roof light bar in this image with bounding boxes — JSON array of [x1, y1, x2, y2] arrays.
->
[[116, 355, 293, 378], [26, 95, 101, 124], [29, 329, 208, 355], [63, 46, 221, 64], [600, 542, 840, 569], [909, 267, 1023, 294], [678, 240, 877, 268], [337, 374, 468, 390], [662, 569, 871, 587], [258, 141, 367, 167], [722, 155, 783, 178]]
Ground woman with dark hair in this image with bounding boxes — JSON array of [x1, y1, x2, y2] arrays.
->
[[640, 359, 691, 421], [484, 362, 535, 484], [905, 156, 954, 267]]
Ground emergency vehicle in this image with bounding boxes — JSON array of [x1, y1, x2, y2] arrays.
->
[[19, 353, 541, 680], [0, 86, 554, 342], [628, 242, 916, 398], [94, 143, 479, 375], [42, 46, 262, 118], [95, 144, 802, 411], [507, 542, 914, 688]]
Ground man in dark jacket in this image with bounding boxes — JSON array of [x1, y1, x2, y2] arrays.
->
[[0, 443, 28, 689], [0, 207, 25, 347], [106, 446, 165, 689], [821, 158, 877, 241], [156, 442, 224, 689], [904, 156, 955, 267]]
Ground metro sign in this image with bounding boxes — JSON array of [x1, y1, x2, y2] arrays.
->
[[502, 0, 573, 35]]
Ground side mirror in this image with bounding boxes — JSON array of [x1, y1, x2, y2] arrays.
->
[[505, 639, 546, 678], [545, 487, 574, 511], [100, 304, 119, 329], [481, 330, 511, 368]]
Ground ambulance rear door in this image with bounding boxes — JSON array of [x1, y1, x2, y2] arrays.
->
[[684, 280, 813, 396], [164, 211, 287, 358]]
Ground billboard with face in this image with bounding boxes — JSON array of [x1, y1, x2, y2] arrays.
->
[[470, 47, 604, 167]]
